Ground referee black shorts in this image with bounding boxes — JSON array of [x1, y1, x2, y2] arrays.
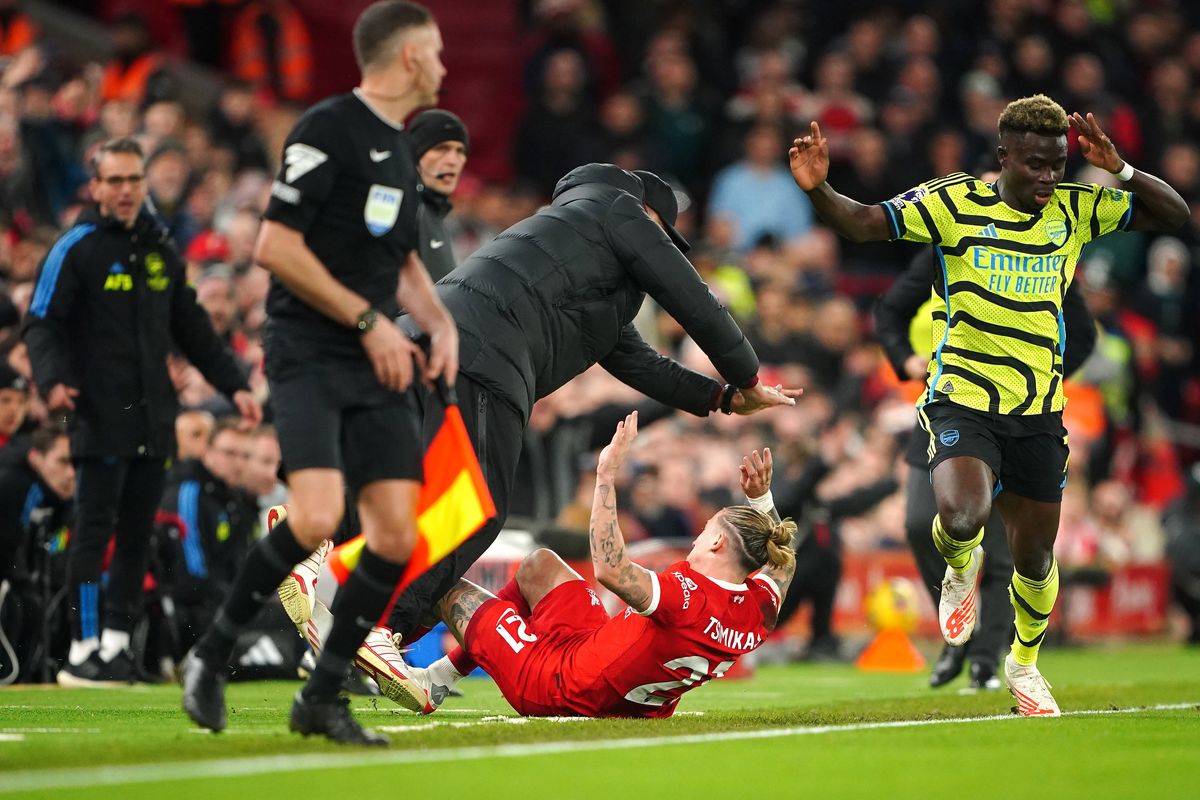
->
[[918, 402, 1068, 503], [271, 363, 422, 493]]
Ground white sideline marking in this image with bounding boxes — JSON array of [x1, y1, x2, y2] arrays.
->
[[0, 734, 24, 742], [0, 728, 100, 734], [0, 703, 1194, 793]]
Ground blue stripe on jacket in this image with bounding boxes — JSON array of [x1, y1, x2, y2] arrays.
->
[[179, 481, 208, 578], [30, 223, 96, 318]]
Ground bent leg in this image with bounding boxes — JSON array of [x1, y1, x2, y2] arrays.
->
[[192, 468, 341, 667], [516, 548, 586, 609], [931, 456, 994, 571]]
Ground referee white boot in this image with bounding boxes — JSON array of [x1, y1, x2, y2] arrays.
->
[[938, 545, 983, 646]]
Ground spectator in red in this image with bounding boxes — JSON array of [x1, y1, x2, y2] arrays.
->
[[227, 0, 313, 104]]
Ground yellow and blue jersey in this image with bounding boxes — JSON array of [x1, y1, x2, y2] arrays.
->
[[881, 173, 1133, 415]]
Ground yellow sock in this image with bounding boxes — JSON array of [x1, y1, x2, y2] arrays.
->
[[931, 515, 983, 574], [1009, 560, 1059, 666]]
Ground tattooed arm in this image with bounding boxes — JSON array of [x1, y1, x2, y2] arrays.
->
[[590, 412, 656, 612], [436, 579, 496, 646]]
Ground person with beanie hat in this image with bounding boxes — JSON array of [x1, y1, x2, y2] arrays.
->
[[408, 109, 469, 282]]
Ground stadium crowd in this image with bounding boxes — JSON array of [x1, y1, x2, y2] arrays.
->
[[1, 0, 1199, 684]]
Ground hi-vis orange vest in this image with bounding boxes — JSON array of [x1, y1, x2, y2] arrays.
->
[[100, 52, 163, 103], [229, 2, 313, 102], [0, 13, 37, 57]]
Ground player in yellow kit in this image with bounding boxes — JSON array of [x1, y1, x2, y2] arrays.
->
[[789, 95, 1188, 715]]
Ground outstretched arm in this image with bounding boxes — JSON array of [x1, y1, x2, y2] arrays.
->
[[1070, 112, 1188, 232], [789, 121, 892, 243], [739, 448, 797, 597], [589, 411, 656, 612]]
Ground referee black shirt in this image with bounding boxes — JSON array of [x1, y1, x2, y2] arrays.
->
[[263, 90, 422, 370]]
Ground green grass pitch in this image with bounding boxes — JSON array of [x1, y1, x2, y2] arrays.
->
[[1, 643, 1197, 799]]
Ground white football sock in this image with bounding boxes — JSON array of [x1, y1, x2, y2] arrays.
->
[[426, 655, 466, 689], [68, 637, 98, 666], [98, 629, 130, 661]]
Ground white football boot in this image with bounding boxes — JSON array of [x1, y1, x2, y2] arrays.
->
[[938, 545, 983, 645], [1004, 654, 1062, 717]]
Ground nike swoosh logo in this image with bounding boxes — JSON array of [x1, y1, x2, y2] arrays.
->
[[369, 149, 391, 162], [429, 239, 444, 249]]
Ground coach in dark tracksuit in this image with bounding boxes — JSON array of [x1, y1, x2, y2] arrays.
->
[[874, 250, 1095, 688], [390, 163, 798, 642], [23, 138, 260, 686]]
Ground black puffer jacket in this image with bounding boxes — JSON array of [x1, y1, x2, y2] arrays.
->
[[23, 207, 247, 458], [427, 163, 759, 420]]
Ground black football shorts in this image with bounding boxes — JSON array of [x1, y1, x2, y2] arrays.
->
[[918, 402, 1068, 503]]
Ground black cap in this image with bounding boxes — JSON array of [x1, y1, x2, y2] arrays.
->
[[0, 363, 29, 394], [634, 170, 690, 253], [407, 109, 469, 159]]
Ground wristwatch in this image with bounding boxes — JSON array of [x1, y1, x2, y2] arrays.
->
[[355, 307, 381, 335]]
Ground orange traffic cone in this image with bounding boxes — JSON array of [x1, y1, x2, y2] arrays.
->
[[855, 627, 927, 672]]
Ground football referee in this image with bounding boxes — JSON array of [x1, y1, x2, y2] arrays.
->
[[182, 1, 457, 746], [791, 95, 1187, 715]]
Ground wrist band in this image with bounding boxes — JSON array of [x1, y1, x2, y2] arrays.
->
[[746, 490, 775, 514], [1116, 161, 1134, 181], [719, 384, 737, 415]]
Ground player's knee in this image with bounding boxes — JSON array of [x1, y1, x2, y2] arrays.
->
[[940, 503, 988, 540], [516, 548, 568, 589]]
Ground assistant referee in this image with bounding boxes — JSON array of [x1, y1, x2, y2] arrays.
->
[[182, 1, 457, 746]]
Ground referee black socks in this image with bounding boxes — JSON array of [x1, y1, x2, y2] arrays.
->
[[302, 547, 406, 700], [194, 519, 313, 667]]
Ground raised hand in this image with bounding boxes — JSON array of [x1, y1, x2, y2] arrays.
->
[[597, 411, 638, 479], [789, 121, 830, 191], [1069, 112, 1123, 173], [739, 448, 773, 500]]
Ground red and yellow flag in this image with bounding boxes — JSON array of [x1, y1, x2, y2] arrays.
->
[[327, 402, 496, 607]]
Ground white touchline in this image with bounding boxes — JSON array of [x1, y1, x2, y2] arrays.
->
[[0, 703, 1194, 793]]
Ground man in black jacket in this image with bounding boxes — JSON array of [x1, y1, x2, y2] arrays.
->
[[408, 109, 468, 283], [159, 418, 256, 655], [284, 163, 799, 706], [874, 248, 1096, 689], [23, 137, 261, 686], [0, 424, 74, 684]]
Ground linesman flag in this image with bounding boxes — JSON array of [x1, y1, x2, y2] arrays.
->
[[327, 382, 496, 614]]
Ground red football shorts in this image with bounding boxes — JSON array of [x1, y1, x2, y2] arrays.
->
[[464, 579, 608, 715]]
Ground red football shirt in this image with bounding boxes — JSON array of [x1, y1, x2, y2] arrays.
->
[[555, 560, 781, 718]]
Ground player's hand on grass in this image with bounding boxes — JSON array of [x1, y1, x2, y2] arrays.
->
[[739, 448, 772, 500], [731, 382, 802, 415], [362, 319, 425, 392], [789, 121, 830, 191], [1070, 112, 1123, 173], [597, 410, 638, 480]]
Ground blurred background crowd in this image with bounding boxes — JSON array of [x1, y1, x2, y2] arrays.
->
[[1, 0, 1199, 679]]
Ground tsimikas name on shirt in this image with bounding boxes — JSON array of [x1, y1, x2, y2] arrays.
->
[[703, 616, 762, 651], [972, 248, 1064, 295]]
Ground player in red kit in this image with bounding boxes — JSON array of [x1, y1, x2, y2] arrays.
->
[[412, 411, 796, 717]]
